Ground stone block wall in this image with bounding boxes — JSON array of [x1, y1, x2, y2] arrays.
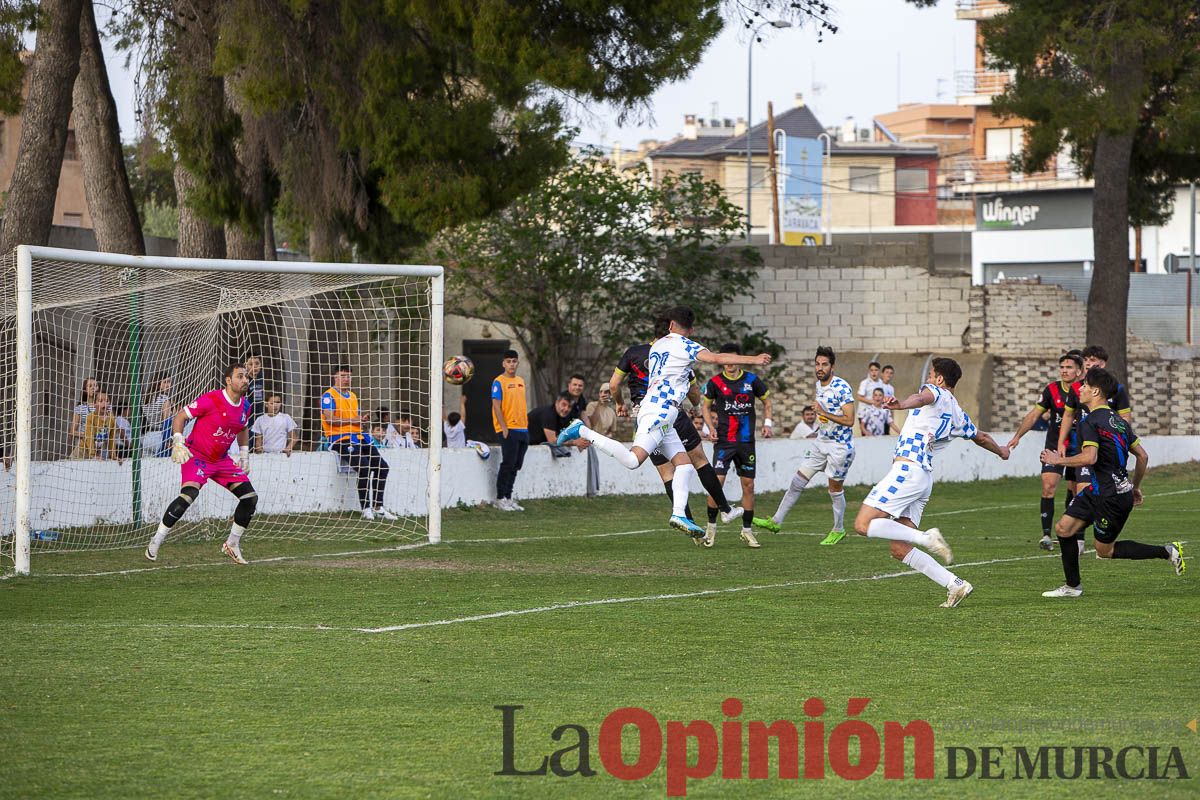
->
[[965, 283, 1200, 434]]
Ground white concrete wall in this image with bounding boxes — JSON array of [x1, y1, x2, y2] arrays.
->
[[6, 435, 1198, 532]]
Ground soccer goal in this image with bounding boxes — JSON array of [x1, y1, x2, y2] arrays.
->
[[1, 245, 444, 576]]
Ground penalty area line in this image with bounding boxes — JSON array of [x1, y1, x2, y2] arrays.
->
[[355, 549, 1069, 634]]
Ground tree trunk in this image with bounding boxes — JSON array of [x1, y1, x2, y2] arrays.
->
[[308, 221, 347, 262], [263, 212, 277, 260], [174, 164, 225, 258], [73, 0, 144, 255], [225, 220, 264, 260], [1087, 130, 1134, 380], [0, 0, 84, 253]]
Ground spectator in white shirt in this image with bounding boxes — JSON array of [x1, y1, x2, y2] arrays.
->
[[857, 388, 892, 437], [857, 361, 886, 405], [386, 411, 423, 449], [790, 405, 819, 439], [252, 393, 299, 455], [880, 364, 896, 398]]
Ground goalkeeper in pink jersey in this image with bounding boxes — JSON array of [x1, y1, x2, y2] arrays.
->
[[145, 362, 258, 565]]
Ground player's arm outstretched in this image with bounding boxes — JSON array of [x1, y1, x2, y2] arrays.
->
[[883, 386, 936, 411], [696, 349, 772, 368], [970, 430, 1010, 460]]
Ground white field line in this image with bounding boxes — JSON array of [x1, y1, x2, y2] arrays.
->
[[9, 486, 1197, 581], [0, 548, 1086, 636], [355, 549, 1083, 634]]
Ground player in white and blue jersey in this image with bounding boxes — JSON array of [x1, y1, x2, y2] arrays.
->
[[853, 357, 1010, 608], [753, 346, 857, 544], [558, 306, 771, 538]]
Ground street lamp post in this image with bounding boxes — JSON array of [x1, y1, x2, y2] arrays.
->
[[746, 19, 793, 243]]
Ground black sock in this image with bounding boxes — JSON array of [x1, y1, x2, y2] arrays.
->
[[1057, 535, 1081, 587], [1112, 540, 1169, 560], [696, 464, 731, 512], [663, 480, 693, 520], [1040, 497, 1055, 536], [743, 508, 754, 528], [707, 505, 719, 524]]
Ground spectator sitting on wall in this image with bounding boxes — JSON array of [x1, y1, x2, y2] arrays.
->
[[857, 361, 885, 405], [857, 388, 892, 437], [69, 377, 100, 452], [76, 391, 120, 462], [790, 405, 819, 439], [528, 392, 589, 448], [386, 410, 423, 449], [584, 386, 618, 438], [142, 376, 174, 457]]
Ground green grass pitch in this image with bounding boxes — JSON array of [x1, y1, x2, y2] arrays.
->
[[2, 464, 1197, 798]]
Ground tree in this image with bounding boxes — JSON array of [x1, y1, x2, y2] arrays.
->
[[0, 0, 83, 254], [958, 1, 1200, 377], [74, 0, 144, 254], [434, 158, 778, 400]]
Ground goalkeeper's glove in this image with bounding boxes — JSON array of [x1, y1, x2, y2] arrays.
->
[[170, 433, 192, 465], [236, 446, 250, 474]]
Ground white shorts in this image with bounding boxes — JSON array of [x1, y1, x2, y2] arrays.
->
[[633, 405, 685, 462], [863, 460, 934, 526], [800, 439, 855, 482]]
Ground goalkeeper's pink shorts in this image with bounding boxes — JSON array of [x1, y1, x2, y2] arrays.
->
[[181, 455, 249, 489]]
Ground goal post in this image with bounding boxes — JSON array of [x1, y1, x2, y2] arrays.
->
[[4, 245, 444, 576]]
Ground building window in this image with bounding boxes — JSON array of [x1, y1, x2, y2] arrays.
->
[[63, 130, 78, 161], [896, 168, 929, 193], [61, 212, 83, 227], [984, 127, 1023, 162], [849, 166, 880, 193]]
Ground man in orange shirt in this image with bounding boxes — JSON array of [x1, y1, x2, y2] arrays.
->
[[491, 350, 529, 511], [322, 365, 396, 521]]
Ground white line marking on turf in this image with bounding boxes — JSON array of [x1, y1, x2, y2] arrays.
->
[[355, 549, 1072, 634], [28, 542, 431, 578], [13, 486, 1197, 580]]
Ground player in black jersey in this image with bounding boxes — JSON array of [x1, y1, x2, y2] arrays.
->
[[701, 343, 773, 549], [609, 317, 742, 530], [1007, 353, 1083, 550], [1058, 345, 1131, 495], [1039, 367, 1185, 597]]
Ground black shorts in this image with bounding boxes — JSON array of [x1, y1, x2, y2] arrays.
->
[[713, 441, 756, 477], [1040, 463, 1077, 481], [1065, 490, 1134, 543], [649, 412, 703, 466]]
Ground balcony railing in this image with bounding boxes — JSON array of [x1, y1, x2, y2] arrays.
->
[[955, 0, 1007, 19], [943, 155, 1080, 185], [955, 68, 1013, 98]]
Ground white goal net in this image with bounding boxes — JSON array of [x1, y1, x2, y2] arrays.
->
[[1, 246, 443, 575]]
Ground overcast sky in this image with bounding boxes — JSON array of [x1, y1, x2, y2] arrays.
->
[[101, 1, 975, 147]]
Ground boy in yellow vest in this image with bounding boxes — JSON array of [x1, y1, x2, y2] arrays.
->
[[491, 350, 529, 511], [321, 365, 396, 521]]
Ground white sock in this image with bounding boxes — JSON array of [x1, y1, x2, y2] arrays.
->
[[829, 491, 846, 531], [902, 548, 958, 589], [866, 517, 930, 547], [226, 524, 245, 547], [581, 426, 640, 469], [671, 464, 695, 517], [773, 473, 809, 523], [151, 523, 170, 548]]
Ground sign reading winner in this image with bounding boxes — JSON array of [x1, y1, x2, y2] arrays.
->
[[778, 134, 825, 246]]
